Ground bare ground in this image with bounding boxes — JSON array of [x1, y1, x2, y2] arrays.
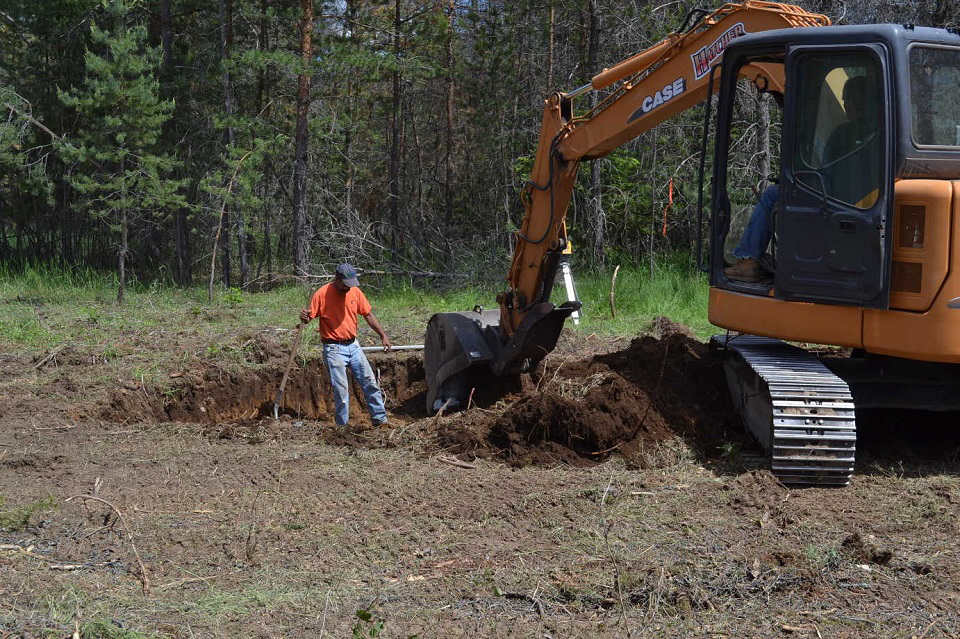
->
[[1, 321, 959, 638]]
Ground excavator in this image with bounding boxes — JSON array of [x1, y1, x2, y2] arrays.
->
[[424, 1, 960, 486]]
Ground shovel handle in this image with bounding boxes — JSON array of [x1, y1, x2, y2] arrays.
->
[[274, 323, 304, 410]]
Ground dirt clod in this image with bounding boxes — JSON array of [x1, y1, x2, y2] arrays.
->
[[842, 532, 894, 565]]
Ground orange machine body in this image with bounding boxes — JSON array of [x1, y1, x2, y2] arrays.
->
[[709, 179, 960, 362]]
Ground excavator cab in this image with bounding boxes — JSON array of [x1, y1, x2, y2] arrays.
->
[[710, 28, 895, 307], [708, 25, 960, 485]]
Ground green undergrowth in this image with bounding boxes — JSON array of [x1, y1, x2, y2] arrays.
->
[[0, 495, 57, 532], [0, 261, 712, 364]]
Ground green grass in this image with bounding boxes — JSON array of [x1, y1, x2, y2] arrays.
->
[[0, 495, 57, 531], [0, 260, 713, 364]]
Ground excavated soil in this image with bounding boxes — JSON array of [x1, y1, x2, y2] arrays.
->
[[98, 319, 731, 468], [433, 319, 734, 467]]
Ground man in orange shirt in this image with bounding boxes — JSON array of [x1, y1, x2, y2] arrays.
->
[[299, 263, 393, 427]]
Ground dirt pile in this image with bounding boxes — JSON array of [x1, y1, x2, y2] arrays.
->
[[436, 319, 736, 467], [488, 376, 671, 467]]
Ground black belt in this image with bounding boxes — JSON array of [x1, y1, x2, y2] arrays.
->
[[322, 337, 356, 345]]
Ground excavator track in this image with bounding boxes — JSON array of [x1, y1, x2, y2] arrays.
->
[[713, 335, 857, 487]]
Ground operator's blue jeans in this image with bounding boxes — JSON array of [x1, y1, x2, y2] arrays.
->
[[322, 341, 387, 426], [733, 184, 779, 260]]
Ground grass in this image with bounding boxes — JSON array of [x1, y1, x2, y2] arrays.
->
[[0, 259, 712, 359], [0, 495, 57, 531]]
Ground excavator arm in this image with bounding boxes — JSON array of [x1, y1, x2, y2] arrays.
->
[[502, 1, 828, 337], [425, 1, 829, 413]]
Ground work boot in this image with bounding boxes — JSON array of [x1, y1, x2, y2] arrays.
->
[[724, 258, 761, 282]]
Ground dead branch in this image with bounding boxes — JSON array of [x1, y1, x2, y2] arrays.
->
[[159, 575, 217, 590], [243, 269, 469, 289], [3, 100, 61, 141], [502, 591, 546, 620], [34, 344, 68, 370], [208, 150, 254, 302], [65, 494, 150, 595], [436, 455, 475, 469], [609, 264, 621, 319]]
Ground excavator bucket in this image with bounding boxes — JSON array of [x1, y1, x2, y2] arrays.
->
[[424, 301, 580, 413]]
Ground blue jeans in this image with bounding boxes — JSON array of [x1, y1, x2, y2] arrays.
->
[[734, 184, 779, 260], [322, 341, 387, 426]]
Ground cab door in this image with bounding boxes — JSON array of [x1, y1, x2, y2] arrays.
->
[[776, 45, 893, 307]]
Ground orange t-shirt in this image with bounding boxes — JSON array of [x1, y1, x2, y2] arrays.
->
[[308, 283, 372, 341]]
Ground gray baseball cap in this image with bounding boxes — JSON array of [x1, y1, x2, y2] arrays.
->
[[335, 263, 360, 287]]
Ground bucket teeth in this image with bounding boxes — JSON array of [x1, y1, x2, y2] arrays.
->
[[716, 334, 857, 487]]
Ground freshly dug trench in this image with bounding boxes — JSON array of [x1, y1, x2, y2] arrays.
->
[[101, 353, 427, 424]]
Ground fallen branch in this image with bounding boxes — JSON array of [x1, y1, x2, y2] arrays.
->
[[159, 575, 218, 590], [65, 494, 150, 595], [502, 591, 546, 619], [609, 264, 621, 319], [436, 455, 475, 469], [243, 269, 469, 289], [34, 345, 68, 370]]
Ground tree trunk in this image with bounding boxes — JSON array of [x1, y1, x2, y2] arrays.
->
[[443, 0, 455, 235], [257, 0, 272, 281], [757, 92, 771, 192], [649, 129, 658, 276], [175, 207, 190, 286], [118, 208, 128, 305], [159, 0, 173, 71], [388, 0, 402, 257], [344, 0, 356, 211], [263, 204, 272, 277], [220, 0, 234, 287], [587, 0, 604, 264], [547, 1, 555, 92], [292, 0, 313, 276]]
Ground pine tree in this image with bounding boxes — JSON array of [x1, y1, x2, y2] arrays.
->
[[57, 0, 183, 303]]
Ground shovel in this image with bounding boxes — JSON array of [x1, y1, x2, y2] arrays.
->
[[273, 322, 304, 419]]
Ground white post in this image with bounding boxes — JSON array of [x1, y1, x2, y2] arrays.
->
[[560, 260, 581, 325]]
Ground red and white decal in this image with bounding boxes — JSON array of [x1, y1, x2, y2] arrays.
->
[[691, 22, 748, 80]]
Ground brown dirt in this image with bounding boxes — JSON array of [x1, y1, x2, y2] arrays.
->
[[100, 351, 428, 425], [97, 321, 726, 470], [433, 320, 733, 468], [4, 319, 960, 636]]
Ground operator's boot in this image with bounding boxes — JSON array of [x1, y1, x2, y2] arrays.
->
[[724, 258, 761, 282]]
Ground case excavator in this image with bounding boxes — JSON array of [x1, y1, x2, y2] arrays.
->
[[424, 1, 960, 486]]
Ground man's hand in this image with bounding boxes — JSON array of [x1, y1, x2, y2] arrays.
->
[[363, 312, 391, 351], [299, 308, 312, 324]]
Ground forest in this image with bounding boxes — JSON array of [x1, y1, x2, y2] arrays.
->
[[2, 0, 958, 299]]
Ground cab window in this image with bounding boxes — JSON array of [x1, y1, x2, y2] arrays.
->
[[910, 45, 960, 147], [793, 53, 883, 210]]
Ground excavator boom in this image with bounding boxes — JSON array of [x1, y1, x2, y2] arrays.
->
[[425, 2, 829, 413]]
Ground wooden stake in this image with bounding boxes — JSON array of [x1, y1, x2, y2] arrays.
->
[[609, 264, 621, 318]]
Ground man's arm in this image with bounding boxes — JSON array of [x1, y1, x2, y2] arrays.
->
[[301, 289, 320, 324], [362, 312, 392, 351]]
